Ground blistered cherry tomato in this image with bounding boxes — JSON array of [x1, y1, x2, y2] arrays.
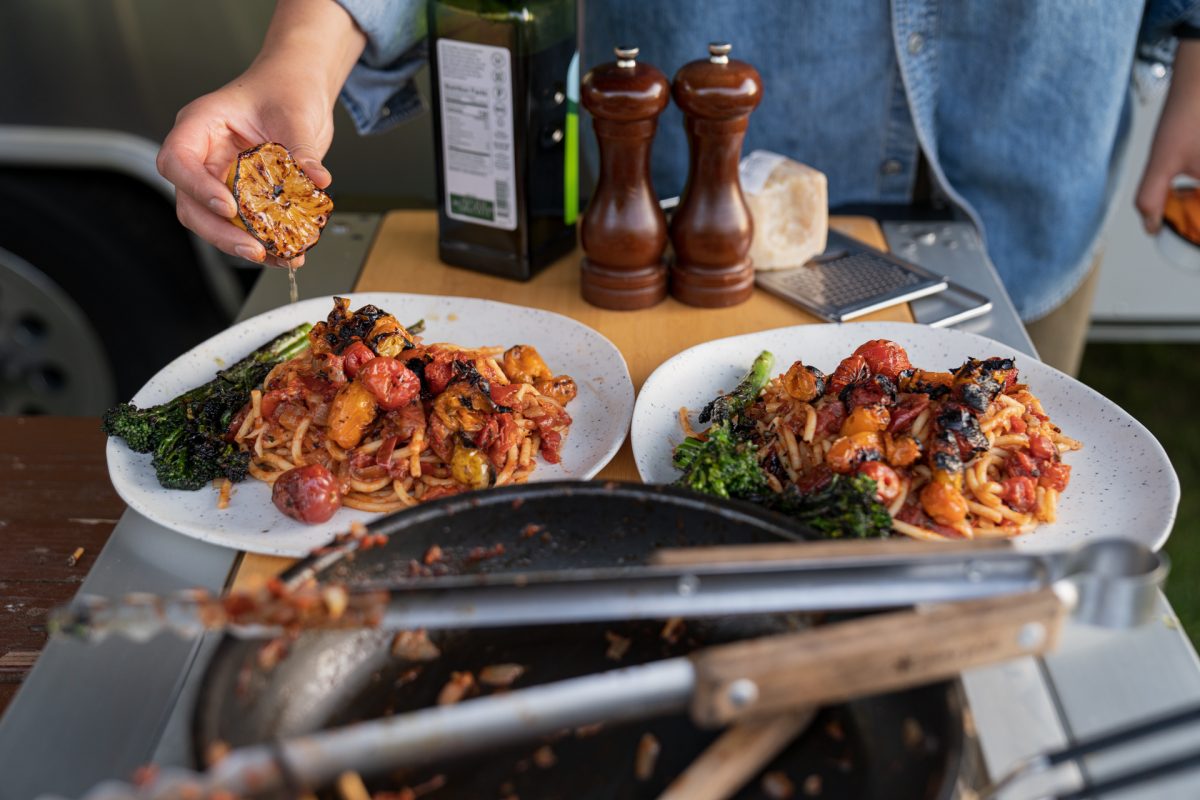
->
[[359, 357, 421, 410], [342, 342, 375, 379], [1038, 461, 1072, 491], [1000, 476, 1037, 512], [852, 339, 913, 381], [272, 464, 342, 524], [1029, 434, 1057, 460], [857, 461, 901, 502]]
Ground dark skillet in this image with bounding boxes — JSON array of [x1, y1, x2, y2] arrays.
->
[[193, 482, 972, 799]]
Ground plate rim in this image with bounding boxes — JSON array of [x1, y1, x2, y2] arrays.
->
[[632, 320, 1180, 552], [106, 292, 635, 556]]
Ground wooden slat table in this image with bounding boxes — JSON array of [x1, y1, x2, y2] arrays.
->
[[0, 417, 125, 715], [233, 211, 913, 587]]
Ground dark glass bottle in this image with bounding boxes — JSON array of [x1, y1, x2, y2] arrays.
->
[[428, 0, 579, 280]]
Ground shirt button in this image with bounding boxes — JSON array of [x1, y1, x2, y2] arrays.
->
[[907, 33, 925, 54], [881, 159, 904, 175]]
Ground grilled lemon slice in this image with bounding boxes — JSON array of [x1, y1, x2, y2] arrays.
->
[[227, 142, 333, 260]]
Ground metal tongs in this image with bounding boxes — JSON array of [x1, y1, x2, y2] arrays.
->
[[46, 537, 1168, 799], [53, 538, 1166, 641]]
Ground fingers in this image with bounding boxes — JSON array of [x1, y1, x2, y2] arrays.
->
[[176, 192, 266, 263], [158, 118, 238, 219], [1136, 153, 1174, 235], [267, 254, 306, 269]]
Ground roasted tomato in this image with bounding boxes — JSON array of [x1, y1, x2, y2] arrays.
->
[[887, 393, 930, 433], [450, 444, 492, 489], [841, 404, 890, 436], [782, 361, 826, 402], [827, 354, 870, 395], [887, 434, 923, 468], [814, 399, 846, 436], [359, 357, 421, 411], [1038, 461, 1071, 491], [433, 383, 493, 434], [920, 481, 968, 526], [534, 375, 578, 406], [367, 315, 414, 358], [342, 342, 375, 379], [1029, 434, 1057, 461], [857, 461, 902, 502], [826, 432, 884, 474], [272, 464, 342, 524], [327, 381, 378, 449], [502, 345, 553, 384], [1001, 476, 1037, 512], [853, 340, 913, 381]]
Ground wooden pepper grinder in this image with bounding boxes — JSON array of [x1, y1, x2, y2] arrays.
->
[[670, 42, 763, 307], [580, 46, 671, 309]]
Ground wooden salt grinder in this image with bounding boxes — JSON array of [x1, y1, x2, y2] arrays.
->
[[670, 42, 763, 307], [580, 47, 671, 309]]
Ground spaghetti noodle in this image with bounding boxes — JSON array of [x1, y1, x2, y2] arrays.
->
[[687, 339, 1080, 541], [229, 298, 575, 523]]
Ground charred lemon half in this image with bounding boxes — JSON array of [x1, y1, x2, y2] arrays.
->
[[227, 142, 333, 260]]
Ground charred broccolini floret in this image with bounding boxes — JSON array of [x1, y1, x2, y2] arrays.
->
[[103, 322, 313, 490], [770, 474, 893, 539], [674, 351, 773, 499], [674, 350, 891, 538]]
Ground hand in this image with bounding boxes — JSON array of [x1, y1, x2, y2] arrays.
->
[[156, 0, 365, 268], [1136, 40, 1200, 234]]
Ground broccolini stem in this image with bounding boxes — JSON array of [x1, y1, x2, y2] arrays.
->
[[699, 350, 775, 425]]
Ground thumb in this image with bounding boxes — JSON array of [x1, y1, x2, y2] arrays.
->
[[288, 141, 333, 189], [1136, 153, 1173, 235]]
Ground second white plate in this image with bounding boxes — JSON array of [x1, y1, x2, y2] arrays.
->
[[632, 322, 1179, 553]]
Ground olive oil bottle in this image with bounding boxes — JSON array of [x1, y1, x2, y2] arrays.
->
[[428, 0, 579, 280]]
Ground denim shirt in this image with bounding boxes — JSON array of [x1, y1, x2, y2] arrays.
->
[[336, 0, 1200, 322]]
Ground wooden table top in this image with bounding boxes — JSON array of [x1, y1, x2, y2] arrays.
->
[[232, 211, 913, 587], [0, 417, 124, 715]]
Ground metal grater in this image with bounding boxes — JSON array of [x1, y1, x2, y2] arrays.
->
[[756, 230, 949, 322]]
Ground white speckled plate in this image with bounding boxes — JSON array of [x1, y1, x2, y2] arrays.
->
[[632, 322, 1179, 553], [107, 293, 634, 556]]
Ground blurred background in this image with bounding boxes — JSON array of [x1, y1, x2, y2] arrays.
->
[[0, 1, 1195, 638]]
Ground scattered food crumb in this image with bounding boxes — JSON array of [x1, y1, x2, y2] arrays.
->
[[257, 638, 289, 671], [803, 773, 822, 797], [423, 544, 444, 565], [661, 617, 685, 644], [391, 630, 441, 662], [762, 771, 795, 799], [131, 765, 159, 787], [66, 547, 85, 567], [520, 523, 544, 539], [605, 630, 632, 661], [574, 722, 605, 738], [533, 745, 557, 769], [634, 733, 661, 781], [322, 585, 349, 620], [336, 771, 371, 800], [902, 717, 924, 749], [479, 663, 526, 687], [396, 667, 422, 687], [467, 543, 506, 562], [437, 671, 476, 705]]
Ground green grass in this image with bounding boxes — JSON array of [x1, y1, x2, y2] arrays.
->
[[1077, 343, 1200, 647]]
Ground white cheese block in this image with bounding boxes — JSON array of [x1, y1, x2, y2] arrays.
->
[[739, 150, 828, 270]]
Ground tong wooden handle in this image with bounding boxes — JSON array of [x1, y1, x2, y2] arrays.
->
[[689, 587, 1066, 727], [652, 537, 1012, 566]]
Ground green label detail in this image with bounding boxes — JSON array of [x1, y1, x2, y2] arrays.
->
[[450, 194, 494, 221]]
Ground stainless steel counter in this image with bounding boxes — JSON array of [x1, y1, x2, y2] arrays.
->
[[2, 214, 1197, 800]]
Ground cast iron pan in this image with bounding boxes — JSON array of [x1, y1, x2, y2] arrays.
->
[[193, 482, 971, 799]]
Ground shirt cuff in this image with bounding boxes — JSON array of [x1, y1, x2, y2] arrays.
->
[[334, 0, 428, 135]]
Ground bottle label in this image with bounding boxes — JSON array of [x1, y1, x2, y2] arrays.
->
[[437, 38, 518, 231]]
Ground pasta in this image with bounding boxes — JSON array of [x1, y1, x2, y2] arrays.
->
[[229, 298, 575, 523], [694, 339, 1080, 541]]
